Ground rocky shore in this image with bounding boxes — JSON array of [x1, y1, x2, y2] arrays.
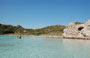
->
[[63, 19, 90, 40]]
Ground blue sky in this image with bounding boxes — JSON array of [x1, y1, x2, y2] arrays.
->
[[0, 0, 90, 29]]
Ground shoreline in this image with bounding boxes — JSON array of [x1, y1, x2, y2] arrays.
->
[[0, 34, 63, 38], [63, 37, 90, 40], [1, 34, 90, 40]]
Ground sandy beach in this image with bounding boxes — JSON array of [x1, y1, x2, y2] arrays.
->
[[0, 34, 63, 38]]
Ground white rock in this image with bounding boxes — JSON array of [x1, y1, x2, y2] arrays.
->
[[63, 19, 90, 39]]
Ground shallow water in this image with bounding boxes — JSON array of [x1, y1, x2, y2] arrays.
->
[[0, 36, 90, 58]]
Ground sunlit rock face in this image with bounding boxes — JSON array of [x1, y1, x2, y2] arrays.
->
[[81, 20, 90, 37], [63, 19, 90, 39]]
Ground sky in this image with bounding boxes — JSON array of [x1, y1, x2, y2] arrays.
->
[[0, 0, 90, 29]]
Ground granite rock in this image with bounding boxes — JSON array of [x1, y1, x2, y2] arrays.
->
[[63, 19, 90, 39]]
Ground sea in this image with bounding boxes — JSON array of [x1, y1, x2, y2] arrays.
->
[[0, 36, 90, 58]]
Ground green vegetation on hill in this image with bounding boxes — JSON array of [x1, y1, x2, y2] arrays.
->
[[0, 24, 24, 34], [25, 25, 65, 35], [75, 22, 83, 25], [0, 24, 65, 35]]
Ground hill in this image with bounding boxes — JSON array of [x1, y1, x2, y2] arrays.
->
[[0, 24, 66, 36]]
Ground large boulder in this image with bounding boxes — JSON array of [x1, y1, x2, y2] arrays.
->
[[63, 19, 90, 39], [81, 20, 90, 37]]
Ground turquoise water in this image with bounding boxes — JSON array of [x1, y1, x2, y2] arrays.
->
[[0, 36, 90, 58]]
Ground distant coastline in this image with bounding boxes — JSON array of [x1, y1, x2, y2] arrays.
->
[[0, 24, 65, 37], [2, 21, 90, 40]]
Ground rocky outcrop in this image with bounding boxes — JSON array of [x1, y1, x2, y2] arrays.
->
[[63, 20, 90, 39]]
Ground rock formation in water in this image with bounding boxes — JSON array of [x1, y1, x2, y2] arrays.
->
[[63, 20, 90, 39]]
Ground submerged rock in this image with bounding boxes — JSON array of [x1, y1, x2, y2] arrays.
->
[[63, 19, 90, 39]]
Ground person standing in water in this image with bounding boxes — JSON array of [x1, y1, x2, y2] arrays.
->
[[19, 34, 21, 39], [16, 34, 22, 39]]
